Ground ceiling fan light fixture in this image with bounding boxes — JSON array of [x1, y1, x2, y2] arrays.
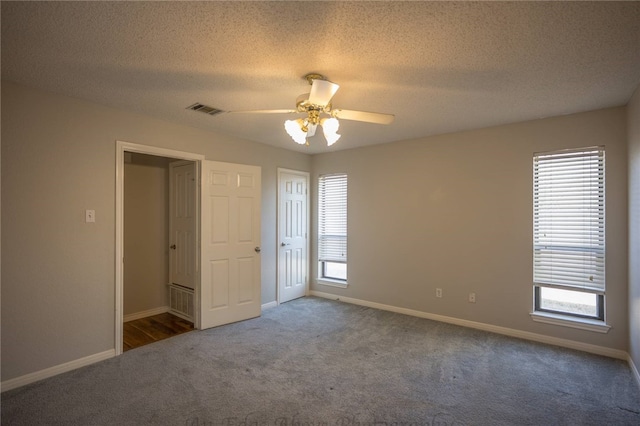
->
[[321, 117, 341, 146], [284, 119, 307, 145], [232, 73, 393, 148], [306, 123, 318, 137], [324, 131, 341, 147]]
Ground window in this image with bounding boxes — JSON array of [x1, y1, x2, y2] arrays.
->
[[533, 147, 605, 321], [318, 173, 347, 282]]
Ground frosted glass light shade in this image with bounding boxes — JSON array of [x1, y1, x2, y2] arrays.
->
[[321, 117, 341, 146], [285, 116, 342, 146], [284, 119, 307, 144], [324, 132, 341, 146]]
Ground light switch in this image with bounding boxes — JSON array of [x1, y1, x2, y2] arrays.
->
[[85, 209, 95, 223]]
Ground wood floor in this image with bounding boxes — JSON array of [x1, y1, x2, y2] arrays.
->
[[123, 312, 194, 351]]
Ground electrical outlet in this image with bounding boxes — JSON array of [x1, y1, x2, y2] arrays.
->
[[468, 292, 476, 303], [436, 288, 443, 298]]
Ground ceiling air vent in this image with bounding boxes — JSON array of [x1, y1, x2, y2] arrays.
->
[[187, 103, 224, 116]]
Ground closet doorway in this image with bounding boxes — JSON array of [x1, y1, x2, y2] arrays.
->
[[122, 152, 196, 351]]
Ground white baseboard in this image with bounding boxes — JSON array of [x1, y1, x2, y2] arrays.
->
[[262, 301, 278, 310], [123, 306, 169, 322], [1, 349, 115, 393], [4, 296, 635, 394], [310, 290, 628, 360]]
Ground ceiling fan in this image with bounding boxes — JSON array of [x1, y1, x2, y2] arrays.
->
[[228, 73, 395, 147]]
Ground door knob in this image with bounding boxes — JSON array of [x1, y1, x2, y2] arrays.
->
[[254, 247, 261, 253], [170, 244, 176, 250], [280, 242, 290, 246]]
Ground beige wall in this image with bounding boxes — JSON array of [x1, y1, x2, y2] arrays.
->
[[629, 87, 640, 370], [124, 154, 173, 316], [1, 79, 634, 384], [311, 107, 629, 350], [1, 81, 311, 381]]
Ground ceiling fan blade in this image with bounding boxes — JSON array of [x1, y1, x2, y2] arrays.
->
[[227, 109, 298, 114], [308, 79, 340, 106], [332, 109, 395, 124]]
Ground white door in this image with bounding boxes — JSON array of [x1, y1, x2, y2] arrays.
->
[[200, 160, 261, 329], [169, 161, 196, 289], [278, 169, 309, 303]]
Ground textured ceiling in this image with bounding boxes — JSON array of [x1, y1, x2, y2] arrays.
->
[[2, 1, 640, 154]]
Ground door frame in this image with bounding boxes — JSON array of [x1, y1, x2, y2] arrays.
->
[[276, 168, 310, 304], [115, 140, 204, 355]]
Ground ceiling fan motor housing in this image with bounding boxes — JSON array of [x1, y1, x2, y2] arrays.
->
[[295, 94, 330, 125]]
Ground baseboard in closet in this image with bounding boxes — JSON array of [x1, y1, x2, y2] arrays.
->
[[123, 306, 169, 322]]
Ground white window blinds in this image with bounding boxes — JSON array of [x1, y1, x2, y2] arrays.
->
[[533, 147, 605, 293], [318, 173, 347, 263]]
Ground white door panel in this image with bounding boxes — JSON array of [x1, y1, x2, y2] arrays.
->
[[278, 170, 309, 303], [201, 160, 261, 329], [170, 161, 196, 289]]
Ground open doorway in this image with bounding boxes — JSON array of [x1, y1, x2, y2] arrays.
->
[[122, 152, 197, 351], [116, 141, 204, 354]]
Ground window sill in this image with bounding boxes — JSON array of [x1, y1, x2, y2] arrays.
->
[[316, 279, 348, 289], [530, 311, 611, 334]]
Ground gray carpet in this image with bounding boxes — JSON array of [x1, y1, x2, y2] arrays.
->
[[2, 297, 639, 425]]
